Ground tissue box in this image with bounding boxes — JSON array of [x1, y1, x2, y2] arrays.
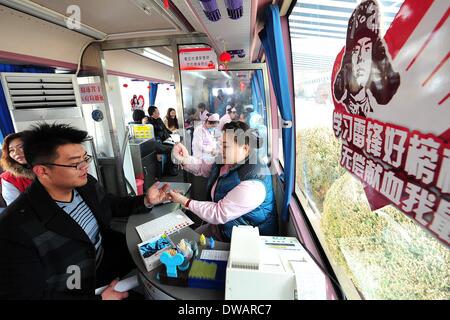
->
[[138, 235, 174, 272]]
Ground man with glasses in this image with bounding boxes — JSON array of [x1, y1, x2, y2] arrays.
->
[[0, 123, 170, 300]]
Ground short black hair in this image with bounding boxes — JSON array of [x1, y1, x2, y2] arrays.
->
[[22, 123, 88, 166], [148, 106, 158, 117], [197, 103, 206, 110], [132, 109, 146, 122], [222, 121, 263, 149]]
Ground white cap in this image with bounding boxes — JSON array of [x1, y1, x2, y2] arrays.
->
[[207, 113, 220, 121]]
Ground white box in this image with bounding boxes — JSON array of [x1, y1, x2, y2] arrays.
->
[[225, 226, 327, 300], [138, 235, 174, 272]]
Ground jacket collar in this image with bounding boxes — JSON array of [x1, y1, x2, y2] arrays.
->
[[220, 153, 259, 178], [26, 178, 93, 244]]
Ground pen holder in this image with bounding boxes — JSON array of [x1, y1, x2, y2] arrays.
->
[[178, 256, 191, 271]]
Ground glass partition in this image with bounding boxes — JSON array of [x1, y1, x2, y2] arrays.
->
[[177, 47, 271, 202], [179, 66, 270, 164]]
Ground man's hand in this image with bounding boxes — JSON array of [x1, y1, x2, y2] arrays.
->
[[168, 190, 189, 207], [145, 181, 171, 206], [101, 279, 129, 300]]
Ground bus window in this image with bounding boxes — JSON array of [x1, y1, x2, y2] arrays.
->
[[289, 0, 449, 299]]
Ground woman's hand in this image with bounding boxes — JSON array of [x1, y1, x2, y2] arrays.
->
[[169, 190, 189, 207], [171, 143, 189, 165]]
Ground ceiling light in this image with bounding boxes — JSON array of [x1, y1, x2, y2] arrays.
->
[[142, 48, 173, 67]]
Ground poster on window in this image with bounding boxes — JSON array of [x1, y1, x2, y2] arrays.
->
[[179, 47, 217, 71], [331, 0, 449, 246]]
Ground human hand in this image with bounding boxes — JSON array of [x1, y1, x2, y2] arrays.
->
[[171, 143, 189, 165], [168, 190, 189, 207], [145, 181, 171, 206], [101, 279, 129, 300]]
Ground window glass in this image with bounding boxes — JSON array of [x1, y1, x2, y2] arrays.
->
[[178, 48, 270, 163], [290, 0, 449, 299]]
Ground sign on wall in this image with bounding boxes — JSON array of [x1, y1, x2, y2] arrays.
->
[[179, 47, 217, 71], [79, 83, 104, 104], [131, 94, 145, 111], [331, 0, 449, 246]]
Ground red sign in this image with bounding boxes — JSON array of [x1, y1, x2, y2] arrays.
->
[[79, 83, 104, 104], [331, 0, 450, 246], [179, 47, 217, 71]]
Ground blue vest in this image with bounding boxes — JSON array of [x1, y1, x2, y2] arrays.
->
[[207, 159, 278, 241]]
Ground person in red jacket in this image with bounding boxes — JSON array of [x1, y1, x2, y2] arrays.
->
[[0, 132, 34, 205]]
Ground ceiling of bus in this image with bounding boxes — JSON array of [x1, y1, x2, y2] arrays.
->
[[13, 0, 285, 66], [289, 0, 404, 72], [31, 0, 179, 35], [184, 0, 253, 63]]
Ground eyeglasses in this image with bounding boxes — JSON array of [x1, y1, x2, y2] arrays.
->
[[39, 155, 93, 170]]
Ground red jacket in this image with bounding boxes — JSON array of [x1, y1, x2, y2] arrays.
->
[[0, 171, 33, 192]]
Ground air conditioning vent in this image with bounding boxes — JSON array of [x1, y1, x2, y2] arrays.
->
[[1, 73, 79, 110]]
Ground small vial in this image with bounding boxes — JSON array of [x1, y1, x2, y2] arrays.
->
[[199, 234, 206, 246]]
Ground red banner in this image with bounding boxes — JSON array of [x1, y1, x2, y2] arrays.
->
[[179, 47, 217, 71]]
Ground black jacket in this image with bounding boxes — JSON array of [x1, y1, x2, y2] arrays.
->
[[148, 117, 171, 142], [0, 175, 147, 300]]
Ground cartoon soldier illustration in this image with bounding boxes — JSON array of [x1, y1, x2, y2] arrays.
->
[[334, 0, 400, 117]]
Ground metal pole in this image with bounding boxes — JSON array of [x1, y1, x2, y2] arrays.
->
[[171, 39, 186, 145], [98, 50, 127, 196]]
